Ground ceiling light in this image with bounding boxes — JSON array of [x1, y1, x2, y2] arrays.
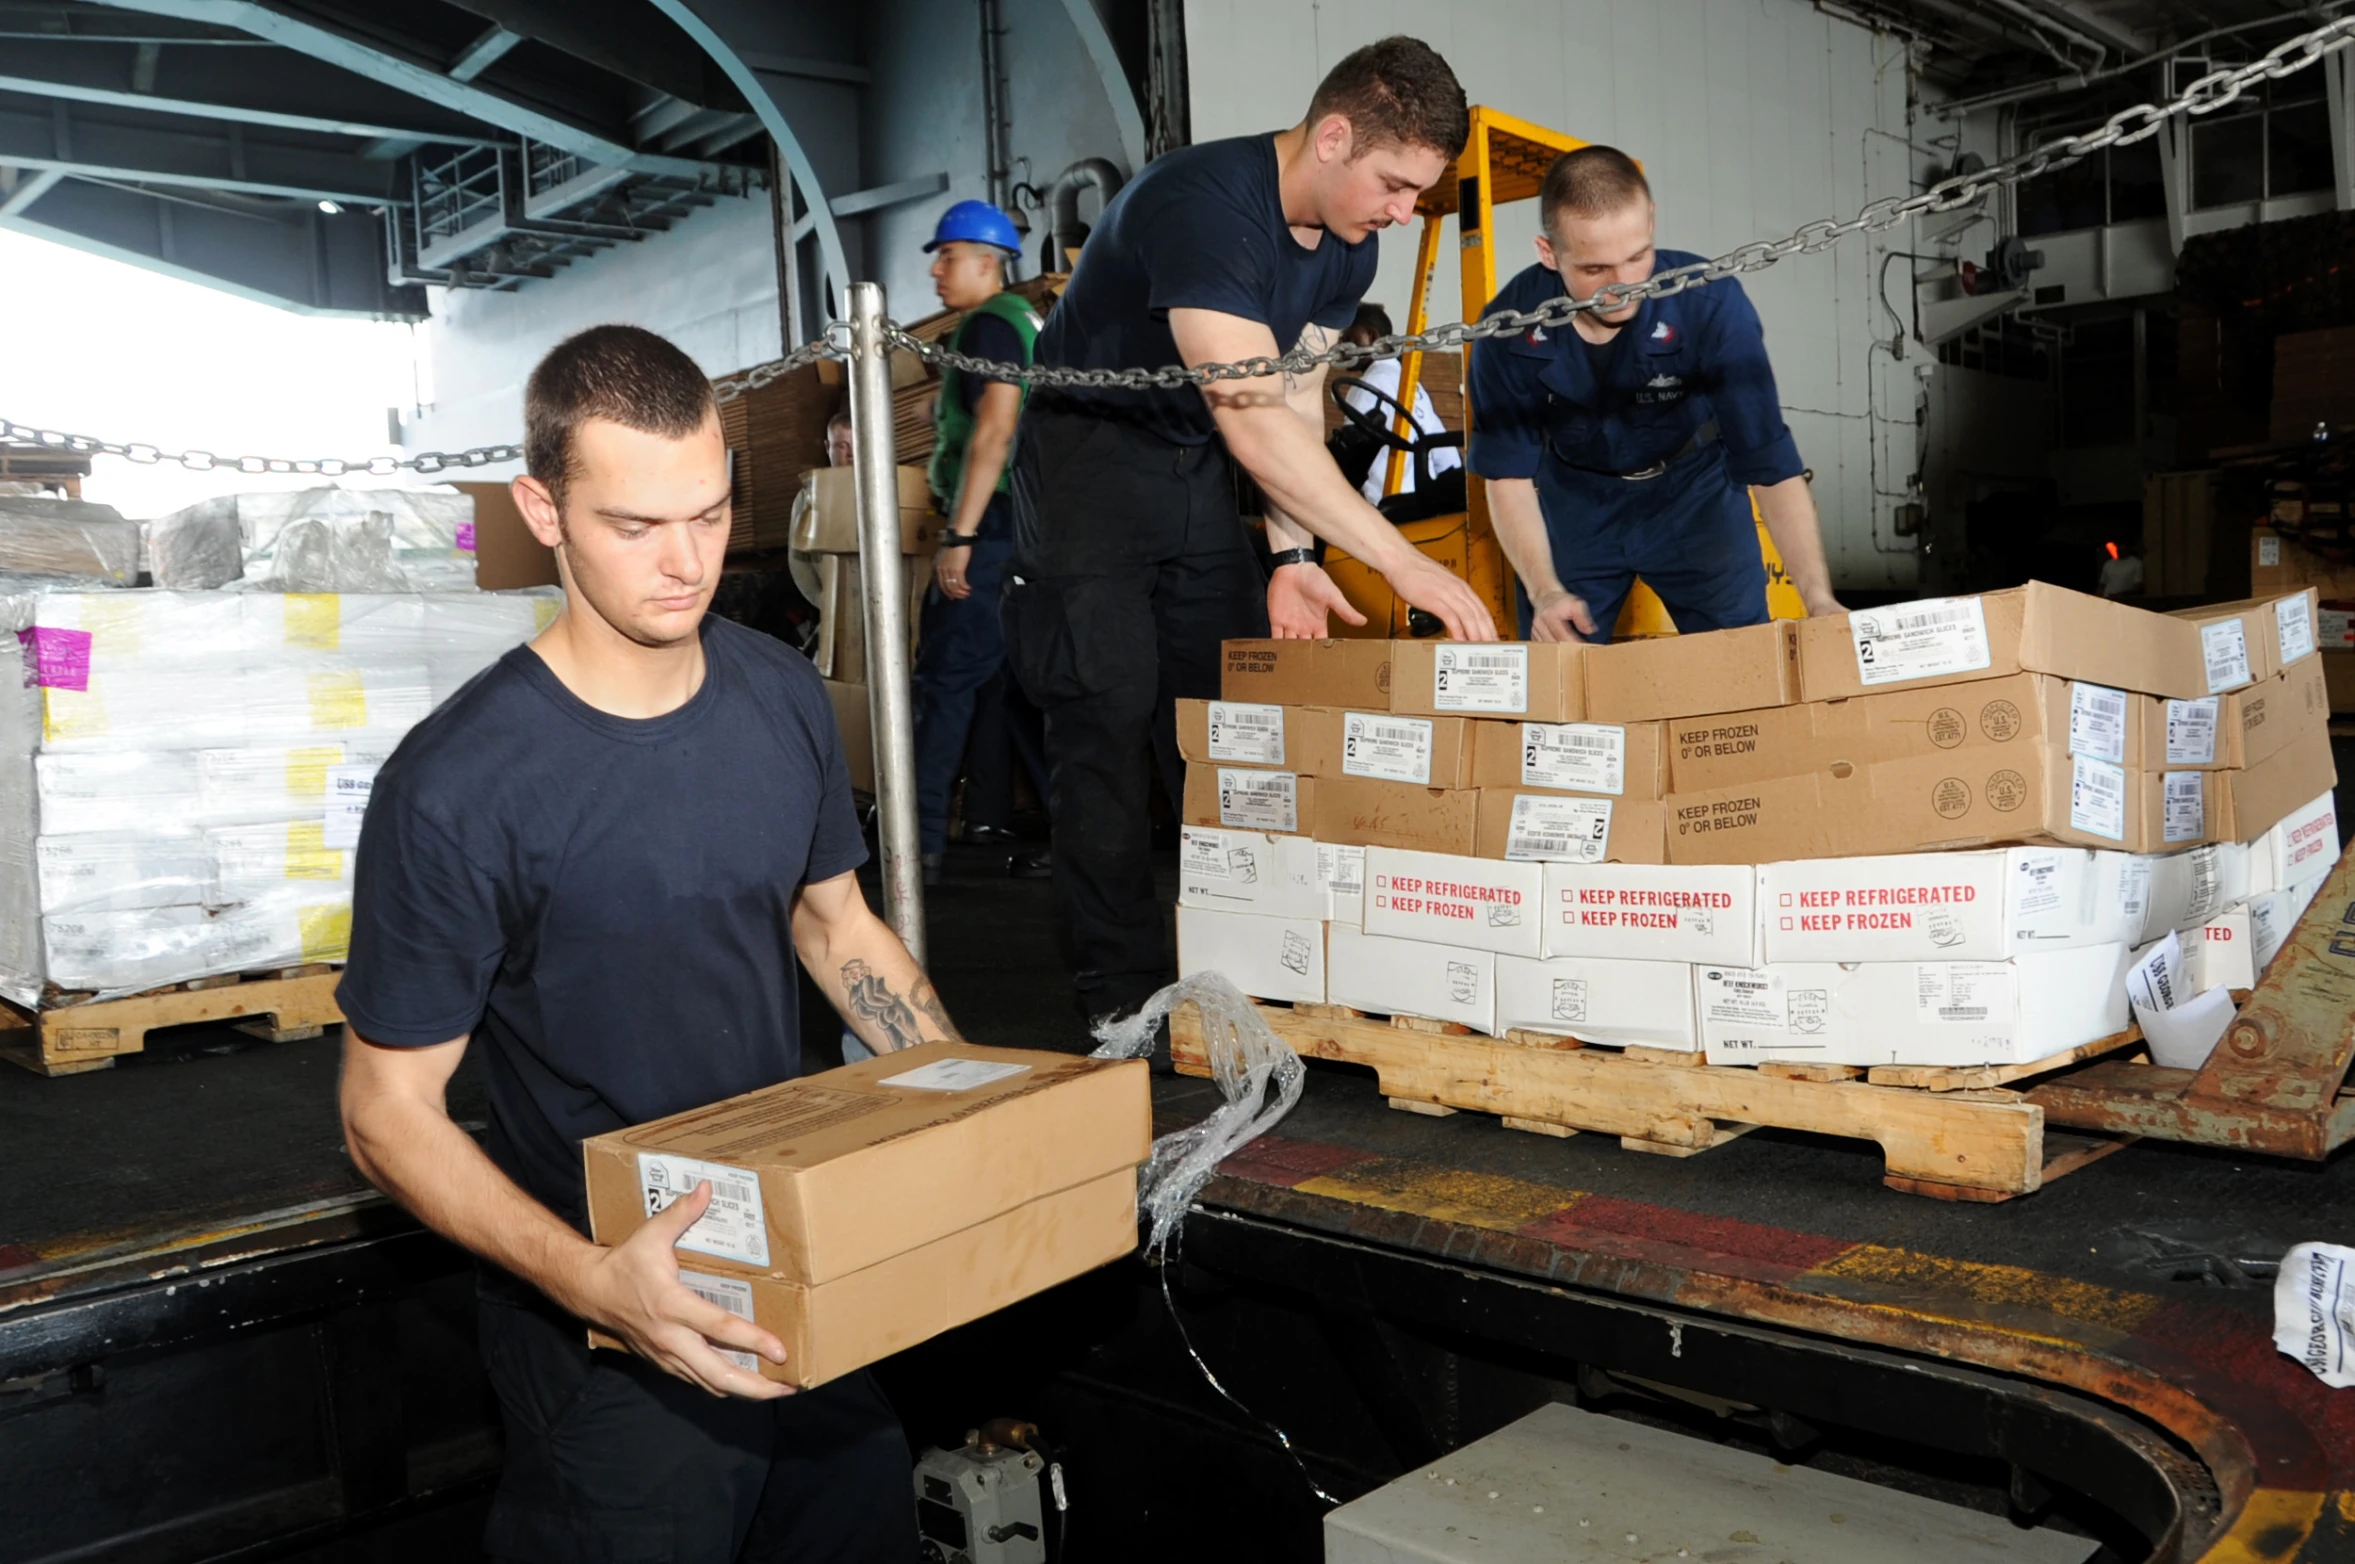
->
[[318, 199, 343, 215]]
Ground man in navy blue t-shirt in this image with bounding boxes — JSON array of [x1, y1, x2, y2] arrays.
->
[[1007, 36, 1495, 1028], [337, 325, 947, 1561]]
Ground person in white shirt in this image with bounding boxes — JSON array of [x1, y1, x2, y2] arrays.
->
[[1339, 303, 1463, 501]]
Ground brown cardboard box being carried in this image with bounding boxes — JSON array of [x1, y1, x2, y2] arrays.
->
[[816, 553, 932, 684], [1797, 583, 2211, 703], [793, 467, 938, 556], [1664, 743, 2209, 864], [583, 1043, 1149, 1388], [1583, 621, 1799, 722], [1220, 639, 1391, 709], [1473, 789, 1667, 863], [1665, 672, 2098, 794]]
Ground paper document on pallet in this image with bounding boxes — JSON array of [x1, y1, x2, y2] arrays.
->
[[2124, 932, 2235, 1069]]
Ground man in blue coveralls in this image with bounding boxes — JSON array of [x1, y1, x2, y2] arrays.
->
[[1469, 145, 1842, 641]]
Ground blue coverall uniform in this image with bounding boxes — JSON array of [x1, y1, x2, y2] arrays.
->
[[1467, 252, 1805, 642]]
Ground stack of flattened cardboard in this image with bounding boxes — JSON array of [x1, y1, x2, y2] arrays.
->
[[1172, 580, 2338, 1070], [584, 1043, 1148, 1386]]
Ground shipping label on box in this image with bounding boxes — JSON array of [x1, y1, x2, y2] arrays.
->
[[1582, 621, 1796, 723], [1802, 584, 2209, 703], [1329, 709, 1474, 788], [1176, 826, 1328, 920], [1318, 841, 1367, 925], [1759, 851, 2009, 962], [2134, 841, 2248, 940], [1471, 719, 1664, 798], [1220, 639, 1391, 708], [1311, 775, 1480, 854], [1494, 953, 1697, 1049], [1848, 596, 1994, 688], [1176, 905, 1326, 1005], [2067, 682, 2131, 763], [1474, 791, 1666, 865], [1181, 765, 1314, 835], [1541, 861, 1758, 965], [1389, 640, 1584, 720], [1175, 698, 1294, 768], [1363, 846, 1544, 958], [2251, 874, 2326, 970], [2140, 694, 2234, 771], [1327, 925, 1495, 1033]]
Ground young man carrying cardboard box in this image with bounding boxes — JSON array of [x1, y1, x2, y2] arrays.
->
[[336, 326, 952, 1562]]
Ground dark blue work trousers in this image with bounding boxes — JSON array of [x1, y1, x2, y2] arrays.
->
[[1519, 447, 1770, 642]]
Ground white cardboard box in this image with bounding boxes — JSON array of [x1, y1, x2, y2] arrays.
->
[[1176, 827, 1328, 921], [35, 831, 211, 914], [1697, 943, 2132, 1067], [1494, 953, 1697, 1050], [1175, 905, 1325, 1006], [2187, 907, 2255, 993], [1539, 862, 1758, 966], [1364, 847, 1544, 958], [2251, 874, 2326, 971], [2135, 841, 2250, 941], [1327, 925, 1495, 1033], [1317, 841, 1366, 927], [1760, 848, 2136, 964], [2251, 790, 2339, 893]]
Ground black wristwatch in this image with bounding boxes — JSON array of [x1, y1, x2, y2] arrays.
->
[[939, 532, 980, 549], [1268, 547, 1316, 569]]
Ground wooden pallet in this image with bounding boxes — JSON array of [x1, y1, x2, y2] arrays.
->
[[1172, 1001, 2139, 1202], [0, 966, 345, 1076]]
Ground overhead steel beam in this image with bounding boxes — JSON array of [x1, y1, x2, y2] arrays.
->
[[84, 2, 728, 181], [2002, 0, 2152, 60], [1, 173, 425, 317], [0, 166, 66, 217], [447, 24, 521, 84], [828, 171, 946, 218], [0, 35, 497, 143], [732, 51, 869, 87], [436, 0, 746, 109], [1052, 0, 1145, 169], [0, 90, 404, 203]]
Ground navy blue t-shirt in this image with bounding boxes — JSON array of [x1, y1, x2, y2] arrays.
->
[[337, 617, 868, 1233], [955, 312, 1026, 415], [1033, 134, 1378, 444]]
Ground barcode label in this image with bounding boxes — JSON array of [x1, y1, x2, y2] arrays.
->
[[2163, 771, 2205, 844], [1342, 710, 1434, 784], [2069, 756, 2127, 841], [1206, 700, 1285, 765], [880, 1057, 1032, 1092], [2259, 535, 2282, 566], [1701, 970, 1784, 1028], [2276, 594, 2316, 663], [2201, 618, 2252, 692], [1915, 963, 2013, 1026], [2321, 608, 2355, 648], [2186, 844, 2227, 923], [2068, 682, 2127, 764], [1432, 643, 1528, 712], [2013, 849, 2064, 918], [1318, 842, 1365, 898], [1849, 597, 1992, 686], [1520, 722, 1626, 795], [2165, 697, 2218, 765], [1505, 793, 1612, 862], [1180, 826, 1241, 882], [638, 1153, 770, 1268], [678, 1269, 761, 1373], [1217, 767, 1297, 833]]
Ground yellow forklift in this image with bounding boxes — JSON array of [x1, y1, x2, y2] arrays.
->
[[1320, 106, 1806, 638]]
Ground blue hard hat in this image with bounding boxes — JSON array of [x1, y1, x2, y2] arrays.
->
[[925, 199, 1021, 254]]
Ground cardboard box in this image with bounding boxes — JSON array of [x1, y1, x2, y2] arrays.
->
[[450, 481, 560, 590], [2182, 907, 2255, 993], [1175, 698, 1313, 771], [1327, 924, 1496, 1033], [824, 680, 873, 793], [2138, 768, 2229, 852], [2324, 604, 2355, 654], [2225, 726, 2337, 842], [1387, 640, 1585, 721], [1181, 765, 1316, 836], [1667, 673, 2100, 793], [792, 466, 937, 555], [1474, 790, 1666, 865], [2252, 526, 2355, 597], [1797, 584, 2210, 704], [2136, 842, 2249, 941], [1176, 904, 1326, 1005], [1759, 848, 2135, 964], [1318, 841, 1367, 925], [1663, 744, 2199, 863], [1470, 719, 1667, 800], [2251, 873, 2327, 971], [2134, 694, 2240, 772], [1494, 953, 1698, 1049], [581, 1043, 1147, 1385], [1540, 862, 1759, 966], [2250, 789, 2340, 892], [2330, 649, 2355, 715], [1306, 708, 1477, 788], [2234, 655, 2332, 770], [1220, 638, 1391, 709], [1583, 621, 1799, 722], [1696, 943, 2133, 1068], [2170, 590, 2322, 693], [1176, 826, 1329, 920], [1363, 846, 1545, 958], [1310, 776, 1479, 855]]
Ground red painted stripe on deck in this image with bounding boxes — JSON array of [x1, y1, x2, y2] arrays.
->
[[2134, 1297, 2352, 1491], [1215, 1135, 1378, 1188], [1517, 1195, 1857, 1283]]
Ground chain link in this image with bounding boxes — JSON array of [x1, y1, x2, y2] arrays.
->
[[12, 14, 2354, 471]]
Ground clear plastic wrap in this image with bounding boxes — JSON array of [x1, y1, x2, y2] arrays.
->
[[0, 496, 141, 584], [43, 885, 350, 999], [197, 743, 383, 826], [36, 830, 211, 914], [1090, 970, 1305, 1254], [200, 487, 479, 593], [0, 587, 44, 1005], [208, 818, 353, 906], [35, 751, 204, 834], [142, 504, 244, 590]]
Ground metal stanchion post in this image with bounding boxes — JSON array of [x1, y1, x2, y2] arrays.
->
[[847, 281, 926, 962]]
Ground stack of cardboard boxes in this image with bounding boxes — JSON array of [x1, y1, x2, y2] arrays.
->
[[1175, 582, 2340, 1071], [2251, 523, 2355, 715]]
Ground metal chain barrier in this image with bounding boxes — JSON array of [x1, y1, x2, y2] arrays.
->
[[11, 13, 2355, 471]]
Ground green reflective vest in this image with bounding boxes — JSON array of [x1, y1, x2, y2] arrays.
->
[[928, 290, 1041, 508]]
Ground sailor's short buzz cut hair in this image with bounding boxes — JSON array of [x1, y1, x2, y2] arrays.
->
[[1540, 145, 1654, 235], [524, 324, 715, 508], [1305, 36, 1470, 161]]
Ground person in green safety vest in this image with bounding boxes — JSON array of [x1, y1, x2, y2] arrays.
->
[[913, 200, 1050, 887]]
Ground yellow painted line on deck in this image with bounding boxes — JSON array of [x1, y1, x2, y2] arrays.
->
[[1294, 1159, 1586, 1233], [2196, 1489, 2328, 1563], [1807, 1244, 2165, 1338]]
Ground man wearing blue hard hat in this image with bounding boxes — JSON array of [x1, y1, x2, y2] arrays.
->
[[911, 200, 1050, 886]]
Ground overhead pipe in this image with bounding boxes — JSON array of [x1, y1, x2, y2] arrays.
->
[[1042, 157, 1122, 271]]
